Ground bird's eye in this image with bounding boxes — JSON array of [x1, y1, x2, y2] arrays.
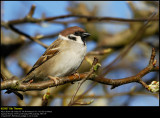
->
[[68, 35, 76, 41]]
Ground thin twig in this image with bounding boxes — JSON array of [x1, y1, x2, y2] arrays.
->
[[101, 12, 157, 76], [27, 5, 36, 18], [69, 82, 97, 106], [8, 24, 48, 48], [68, 57, 99, 106]]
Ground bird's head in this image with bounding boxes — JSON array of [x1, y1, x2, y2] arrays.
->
[[59, 26, 90, 45]]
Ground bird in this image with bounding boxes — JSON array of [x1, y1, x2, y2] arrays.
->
[[22, 26, 90, 83]]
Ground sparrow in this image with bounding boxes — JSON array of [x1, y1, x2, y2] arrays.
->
[[22, 26, 90, 83]]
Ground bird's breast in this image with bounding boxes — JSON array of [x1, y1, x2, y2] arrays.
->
[[48, 43, 86, 77]]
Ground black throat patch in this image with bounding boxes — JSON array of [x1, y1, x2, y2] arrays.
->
[[74, 31, 86, 46]]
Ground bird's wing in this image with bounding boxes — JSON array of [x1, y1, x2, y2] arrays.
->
[[26, 39, 62, 75]]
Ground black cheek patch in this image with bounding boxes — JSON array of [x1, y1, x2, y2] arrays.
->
[[68, 35, 76, 41]]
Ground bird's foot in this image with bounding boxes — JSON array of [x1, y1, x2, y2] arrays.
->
[[48, 76, 61, 87]]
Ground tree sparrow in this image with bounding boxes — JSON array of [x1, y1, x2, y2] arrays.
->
[[22, 26, 90, 83]]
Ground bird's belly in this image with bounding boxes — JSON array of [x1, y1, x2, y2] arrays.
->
[[48, 49, 85, 77], [29, 43, 86, 82]]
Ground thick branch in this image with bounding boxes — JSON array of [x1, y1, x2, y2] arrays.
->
[[1, 65, 158, 91], [1, 48, 158, 92]]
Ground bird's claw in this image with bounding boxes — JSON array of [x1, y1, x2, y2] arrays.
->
[[73, 72, 80, 79], [50, 77, 60, 87]]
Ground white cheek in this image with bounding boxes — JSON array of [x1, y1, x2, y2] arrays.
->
[[68, 34, 84, 45], [75, 36, 84, 44], [58, 35, 69, 40], [59, 34, 84, 45]]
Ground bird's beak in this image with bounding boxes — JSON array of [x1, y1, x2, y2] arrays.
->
[[82, 32, 91, 38]]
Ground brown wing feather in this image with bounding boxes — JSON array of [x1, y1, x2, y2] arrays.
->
[[26, 39, 62, 75]]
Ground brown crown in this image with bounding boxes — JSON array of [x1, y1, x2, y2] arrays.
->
[[60, 26, 85, 36]]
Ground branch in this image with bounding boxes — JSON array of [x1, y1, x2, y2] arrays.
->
[[1, 4, 159, 26], [4, 14, 159, 25], [87, 48, 113, 56], [1, 5, 158, 49], [7, 24, 48, 49], [27, 5, 36, 18], [1, 5, 48, 49], [1, 48, 158, 93], [42, 88, 51, 106], [18, 59, 32, 74], [68, 57, 100, 106], [93, 48, 159, 90], [101, 12, 157, 76], [68, 82, 97, 106]]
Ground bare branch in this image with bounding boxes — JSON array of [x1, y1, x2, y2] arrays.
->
[[101, 12, 157, 76], [27, 5, 36, 18], [5, 14, 159, 25], [1, 48, 158, 93], [7, 24, 48, 48], [68, 57, 99, 106]]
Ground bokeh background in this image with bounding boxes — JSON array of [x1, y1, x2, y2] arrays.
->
[[1, 1, 159, 106]]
